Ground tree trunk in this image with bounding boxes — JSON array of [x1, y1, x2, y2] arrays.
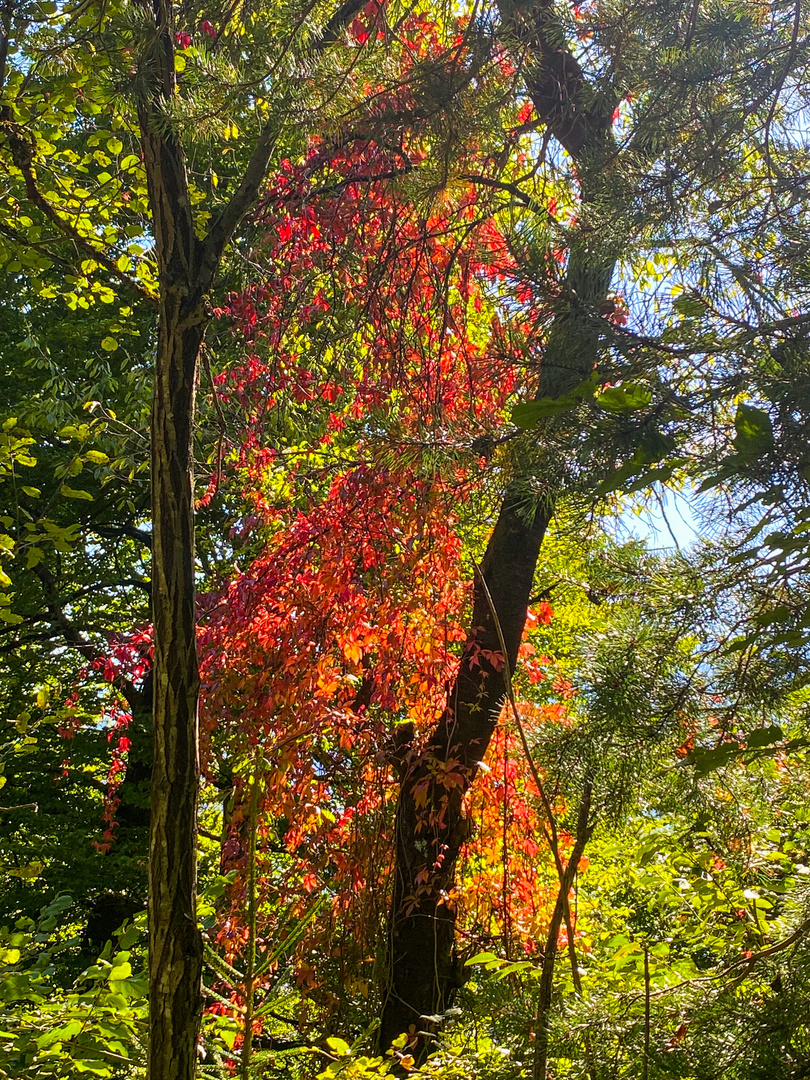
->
[[136, 8, 210, 1068], [379, 492, 552, 1052], [117, 671, 154, 832], [134, 4, 370, 1071], [147, 295, 207, 1080], [380, 3, 618, 1052], [379, 225, 614, 1055]]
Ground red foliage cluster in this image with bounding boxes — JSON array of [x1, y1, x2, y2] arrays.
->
[[59, 628, 153, 852], [196, 112, 564, 1005], [84, 9, 577, 1020]]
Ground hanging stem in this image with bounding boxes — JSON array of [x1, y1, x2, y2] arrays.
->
[[473, 563, 596, 1080], [502, 728, 511, 959], [643, 944, 650, 1080], [240, 757, 262, 1080]]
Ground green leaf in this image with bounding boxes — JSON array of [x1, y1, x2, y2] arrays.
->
[[8, 861, 43, 879], [747, 725, 784, 749], [73, 1061, 114, 1076], [636, 429, 677, 463], [326, 1037, 351, 1056], [512, 396, 576, 426], [492, 960, 535, 981], [106, 137, 123, 155], [733, 403, 774, 455], [26, 547, 45, 568], [37, 1020, 83, 1048], [108, 960, 132, 980], [596, 384, 652, 413], [673, 294, 708, 318], [101, 336, 118, 352], [691, 744, 736, 775], [465, 951, 499, 965], [220, 1026, 238, 1050], [511, 376, 598, 428], [60, 485, 94, 500]]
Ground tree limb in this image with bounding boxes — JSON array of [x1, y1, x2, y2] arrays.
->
[[198, 0, 371, 284], [1, 117, 159, 306], [496, 0, 614, 161]]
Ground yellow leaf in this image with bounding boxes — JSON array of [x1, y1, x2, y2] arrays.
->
[[8, 861, 43, 879], [60, 485, 94, 501]]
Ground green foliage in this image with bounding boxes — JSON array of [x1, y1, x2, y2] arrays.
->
[[0, 897, 147, 1078], [1, 0, 810, 1074]]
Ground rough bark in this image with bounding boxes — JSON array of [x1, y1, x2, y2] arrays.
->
[[135, 5, 208, 1065], [147, 294, 207, 1080], [134, 3, 381, 1074], [380, 493, 552, 1052], [379, 1, 617, 1057]]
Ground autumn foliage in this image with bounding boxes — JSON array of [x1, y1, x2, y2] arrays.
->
[[194, 79, 568, 1016]]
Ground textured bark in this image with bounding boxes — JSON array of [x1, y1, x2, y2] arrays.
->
[[380, 2, 617, 1056], [380, 493, 552, 1053], [134, 4, 379, 1073], [137, 19, 207, 1070], [147, 294, 206, 1080]]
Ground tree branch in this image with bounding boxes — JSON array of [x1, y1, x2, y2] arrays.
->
[[90, 523, 153, 549], [1, 118, 159, 306], [198, 0, 370, 283], [31, 562, 145, 712], [459, 172, 551, 218], [496, 0, 614, 161]]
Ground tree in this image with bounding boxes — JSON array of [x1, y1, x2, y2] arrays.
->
[[0, 0, 414, 1073], [377, 0, 810, 1052], [195, 0, 810, 1064], [3, 0, 810, 1076]]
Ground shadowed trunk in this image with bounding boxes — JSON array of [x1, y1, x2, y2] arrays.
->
[[137, 9, 209, 1060], [379, 1, 617, 1056], [379, 237, 614, 1059], [380, 492, 552, 1052], [147, 294, 206, 1080]]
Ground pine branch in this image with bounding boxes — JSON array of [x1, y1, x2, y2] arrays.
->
[[198, 0, 370, 284]]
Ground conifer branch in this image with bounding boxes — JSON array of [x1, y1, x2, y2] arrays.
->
[[198, 0, 369, 282], [496, 0, 615, 161]]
